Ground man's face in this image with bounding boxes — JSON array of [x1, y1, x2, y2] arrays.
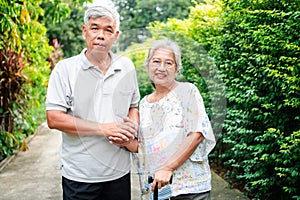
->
[[82, 17, 119, 56]]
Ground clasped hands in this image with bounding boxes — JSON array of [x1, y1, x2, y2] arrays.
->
[[103, 117, 138, 146]]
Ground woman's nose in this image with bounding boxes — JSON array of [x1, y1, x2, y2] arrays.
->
[[157, 62, 166, 70]]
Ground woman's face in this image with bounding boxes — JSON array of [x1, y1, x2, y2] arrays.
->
[[147, 48, 178, 88]]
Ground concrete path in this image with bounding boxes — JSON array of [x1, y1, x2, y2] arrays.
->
[[0, 123, 249, 200]]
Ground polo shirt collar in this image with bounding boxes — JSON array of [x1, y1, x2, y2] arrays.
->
[[79, 48, 122, 71]]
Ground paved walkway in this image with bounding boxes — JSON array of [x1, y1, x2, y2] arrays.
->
[[0, 123, 249, 200]]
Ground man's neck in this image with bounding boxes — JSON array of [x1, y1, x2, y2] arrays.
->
[[85, 51, 111, 74]]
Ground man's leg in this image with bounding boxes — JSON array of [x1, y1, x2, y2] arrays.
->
[[102, 173, 131, 200], [62, 176, 104, 200]]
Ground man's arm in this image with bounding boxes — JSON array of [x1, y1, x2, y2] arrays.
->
[[46, 110, 137, 141], [108, 107, 140, 152]]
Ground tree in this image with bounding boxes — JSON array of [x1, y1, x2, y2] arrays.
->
[[136, 0, 300, 198], [146, 0, 226, 138], [112, 0, 204, 51], [0, 0, 90, 161], [0, 0, 53, 160], [43, 2, 88, 58]]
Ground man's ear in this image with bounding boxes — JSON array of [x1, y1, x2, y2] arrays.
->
[[116, 30, 120, 37], [115, 30, 120, 39], [113, 30, 120, 43], [82, 25, 87, 40]]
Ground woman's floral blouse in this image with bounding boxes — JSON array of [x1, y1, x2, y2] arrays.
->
[[136, 82, 216, 200]]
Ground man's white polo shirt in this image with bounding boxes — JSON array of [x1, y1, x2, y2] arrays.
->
[[46, 48, 140, 182]]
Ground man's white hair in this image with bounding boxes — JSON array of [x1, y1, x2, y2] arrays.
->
[[84, 0, 120, 31]]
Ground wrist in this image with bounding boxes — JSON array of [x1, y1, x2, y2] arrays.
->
[[98, 123, 106, 136], [124, 138, 138, 153], [124, 137, 137, 146], [162, 165, 175, 173]]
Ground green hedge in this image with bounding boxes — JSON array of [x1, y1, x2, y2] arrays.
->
[[211, 0, 300, 199], [136, 0, 300, 198]]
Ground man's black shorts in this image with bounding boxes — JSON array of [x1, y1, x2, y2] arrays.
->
[[62, 173, 131, 200]]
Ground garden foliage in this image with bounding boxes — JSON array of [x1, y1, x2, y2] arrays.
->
[[129, 0, 300, 198], [0, 0, 90, 161], [112, 0, 203, 51], [0, 0, 299, 199], [213, 0, 300, 198], [0, 0, 53, 160]]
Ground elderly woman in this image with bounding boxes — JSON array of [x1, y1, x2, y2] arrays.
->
[[138, 39, 216, 200]]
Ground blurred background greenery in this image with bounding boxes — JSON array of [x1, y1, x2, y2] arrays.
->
[[0, 0, 299, 199]]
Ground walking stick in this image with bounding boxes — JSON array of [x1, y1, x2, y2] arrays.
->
[[148, 176, 158, 200], [148, 176, 173, 200]]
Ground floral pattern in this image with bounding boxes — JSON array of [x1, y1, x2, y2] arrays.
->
[[135, 82, 216, 199]]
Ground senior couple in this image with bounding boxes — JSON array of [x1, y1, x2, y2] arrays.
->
[[46, 3, 215, 200]]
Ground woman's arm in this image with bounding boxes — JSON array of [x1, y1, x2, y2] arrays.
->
[[151, 131, 204, 191]]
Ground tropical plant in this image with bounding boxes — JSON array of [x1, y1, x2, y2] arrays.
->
[[0, 0, 90, 161], [43, 2, 87, 58], [0, 0, 51, 160]]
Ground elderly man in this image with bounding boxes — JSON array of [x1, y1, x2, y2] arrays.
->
[[46, 3, 140, 200]]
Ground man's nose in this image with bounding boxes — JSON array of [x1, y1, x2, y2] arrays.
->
[[96, 30, 105, 39]]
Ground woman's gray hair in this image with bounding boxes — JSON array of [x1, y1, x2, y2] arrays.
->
[[84, 5, 120, 31], [145, 39, 182, 71]]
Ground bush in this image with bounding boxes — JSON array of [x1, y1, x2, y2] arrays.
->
[[143, 0, 300, 198], [0, 0, 83, 161], [211, 0, 300, 198]]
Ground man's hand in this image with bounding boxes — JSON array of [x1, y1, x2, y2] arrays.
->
[[104, 117, 138, 143]]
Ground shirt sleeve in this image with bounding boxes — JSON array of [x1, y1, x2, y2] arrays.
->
[[130, 69, 140, 108], [184, 83, 216, 161], [45, 63, 71, 112]]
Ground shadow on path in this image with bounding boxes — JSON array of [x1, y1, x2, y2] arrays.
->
[[0, 123, 249, 200]]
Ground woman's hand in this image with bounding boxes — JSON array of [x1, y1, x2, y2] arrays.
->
[[106, 117, 138, 143], [152, 168, 173, 191]]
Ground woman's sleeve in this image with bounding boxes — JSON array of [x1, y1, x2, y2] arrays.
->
[[184, 83, 216, 161]]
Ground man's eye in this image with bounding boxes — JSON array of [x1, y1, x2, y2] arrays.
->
[[153, 60, 160, 63]]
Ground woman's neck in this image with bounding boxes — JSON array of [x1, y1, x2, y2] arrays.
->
[[148, 81, 178, 103]]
